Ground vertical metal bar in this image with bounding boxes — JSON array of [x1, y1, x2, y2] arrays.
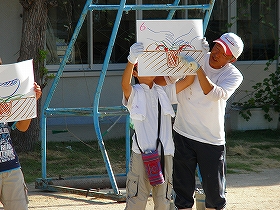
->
[[203, 0, 216, 35], [40, 0, 92, 180], [40, 114, 47, 179], [89, 11, 94, 69], [167, 0, 181, 19], [275, 1, 280, 73], [136, 0, 143, 20], [228, 0, 237, 33], [93, 0, 128, 195], [184, 0, 188, 18]]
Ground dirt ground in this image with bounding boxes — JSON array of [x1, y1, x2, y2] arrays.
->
[[2, 168, 280, 210]]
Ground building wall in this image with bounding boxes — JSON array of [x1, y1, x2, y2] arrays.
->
[[42, 71, 124, 126], [230, 61, 276, 103], [0, 0, 22, 64], [43, 62, 276, 108], [41, 61, 277, 126], [1, 2, 278, 132]]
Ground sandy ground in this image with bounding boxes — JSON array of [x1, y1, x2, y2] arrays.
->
[[0, 168, 278, 210]]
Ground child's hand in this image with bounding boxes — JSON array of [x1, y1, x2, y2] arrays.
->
[[179, 54, 200, 73], [34, 82, 42, 100], [127, 42, 144, 64]]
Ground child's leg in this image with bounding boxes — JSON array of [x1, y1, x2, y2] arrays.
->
[[125, 152, 152, 210], [152, 155, 173, 210]]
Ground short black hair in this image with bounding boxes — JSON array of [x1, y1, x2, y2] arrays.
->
[[133, 65, 139, 84]]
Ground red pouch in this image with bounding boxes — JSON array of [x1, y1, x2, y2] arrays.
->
[[141, 150, 165, 186]]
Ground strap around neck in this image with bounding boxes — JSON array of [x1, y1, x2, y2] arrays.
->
[[135, 99, 161, 153]]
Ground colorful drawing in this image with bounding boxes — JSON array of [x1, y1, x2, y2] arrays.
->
[[0, 59, 36, 122], [137, 19, 206, 76]]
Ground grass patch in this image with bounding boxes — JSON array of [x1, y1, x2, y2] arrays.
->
[[20, 137, 127, 183], [227, 162, 254, 172], [226, 129, 280, 173], [19, 130, 280, 183]]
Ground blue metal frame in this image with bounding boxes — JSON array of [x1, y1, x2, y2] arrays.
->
[[40, 0, 215, 195]]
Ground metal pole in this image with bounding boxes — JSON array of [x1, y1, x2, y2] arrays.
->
[[40, 0, 92, 180], [92, 0, 128, 195]]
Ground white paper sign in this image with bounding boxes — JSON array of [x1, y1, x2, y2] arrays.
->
[[0, 59, 36, 122], [137, 19, 206, 76]]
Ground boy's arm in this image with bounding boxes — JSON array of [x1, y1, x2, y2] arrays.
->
[[16, 119, 32, 132], [121, 62, 134, 100], [122, 43, 144, 100], [175, 75, 195, 93], [154, 76, 183, 86], [16, 82, 42, 132], [154, 74, 195, 93]]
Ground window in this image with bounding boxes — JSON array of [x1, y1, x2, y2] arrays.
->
[[47, 0, 186, 67], [92, 0, 136, 64], [204, 0, 278, 61], [47, 0, 86, 65], [46, 0, 278, 67], [236, 0, 277, 60]]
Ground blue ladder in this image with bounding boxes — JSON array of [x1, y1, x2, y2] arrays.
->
[[40, 0, 215, 196]]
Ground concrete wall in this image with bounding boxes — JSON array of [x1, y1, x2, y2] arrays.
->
[[42, 61, 279, 141], [1, 2, 278, 139], [231, 61, 276, 103], [42, 62, 276, 110], [41, 70, 124, 124], [226, 61, 279, 131], [0, 0, 22, 63], [41, 61, 278, 125]]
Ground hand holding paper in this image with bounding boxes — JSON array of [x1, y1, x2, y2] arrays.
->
[[179, 54, 200, 73], [127, 42, 144, 64]]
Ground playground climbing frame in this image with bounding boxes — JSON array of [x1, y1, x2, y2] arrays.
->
[[38, 0, 215, 200]]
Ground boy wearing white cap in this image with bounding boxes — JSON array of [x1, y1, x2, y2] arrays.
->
[[170, 32, 244, 210]]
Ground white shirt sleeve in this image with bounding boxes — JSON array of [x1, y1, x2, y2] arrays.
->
[[206, 68, 243, 101]]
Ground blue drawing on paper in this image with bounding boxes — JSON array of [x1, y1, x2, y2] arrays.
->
[[0, 78, 23, 117], [0, 79, 21, 101], [137, 20, 205, 76]]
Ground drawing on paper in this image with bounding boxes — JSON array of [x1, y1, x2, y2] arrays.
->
[[137, 19, 207, 76], [0, 59, 36, 122]]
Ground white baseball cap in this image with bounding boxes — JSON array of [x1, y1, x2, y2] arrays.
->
[[213, 33, 244, 59]]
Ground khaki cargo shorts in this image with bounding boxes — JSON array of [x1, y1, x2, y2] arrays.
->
[[0, 168, 28, 210]]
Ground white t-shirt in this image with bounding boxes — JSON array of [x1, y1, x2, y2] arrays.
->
[[173, 53, 243, 145], [123, 83, 177, 155]]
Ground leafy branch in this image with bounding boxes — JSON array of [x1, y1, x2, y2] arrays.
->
[[232, 56, 280, 122], [37, 49, 55, 89]]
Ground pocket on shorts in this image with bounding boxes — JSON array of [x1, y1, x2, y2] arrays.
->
[[126, 172, 139, 199], [166, 176, 173, 201]]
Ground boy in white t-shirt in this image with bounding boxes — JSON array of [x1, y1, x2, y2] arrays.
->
[[122, 42, 196, 210]]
